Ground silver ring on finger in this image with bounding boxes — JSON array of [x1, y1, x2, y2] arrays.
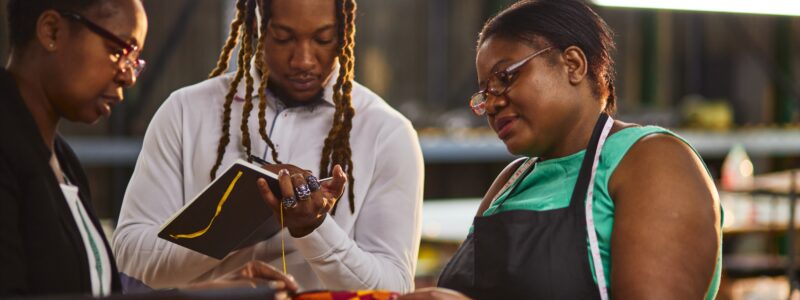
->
[[306, 175, 320, 192], [282, 195, 298, 208], [295, 184, 311, 201]]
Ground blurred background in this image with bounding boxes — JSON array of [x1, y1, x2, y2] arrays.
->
[[1, 0, 799, 298]]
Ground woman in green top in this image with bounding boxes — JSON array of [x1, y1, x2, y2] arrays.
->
[[401, 1, 722, 299]]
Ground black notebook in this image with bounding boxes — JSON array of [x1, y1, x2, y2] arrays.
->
[[158, 159, 282, 260]]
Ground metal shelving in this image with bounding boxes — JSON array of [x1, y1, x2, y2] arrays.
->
[[67, 129, 800, 166]]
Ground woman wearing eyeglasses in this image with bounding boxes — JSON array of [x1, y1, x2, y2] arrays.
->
[[401, 1, 722, 299], [0, 0, 297, 297]]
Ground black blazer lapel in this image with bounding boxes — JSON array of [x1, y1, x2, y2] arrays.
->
[[2, 69, 92, 293]]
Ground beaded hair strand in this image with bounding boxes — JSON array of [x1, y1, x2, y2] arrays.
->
[[210, 0, 282, 179], [239, 0, 258, 158], [255, 1, 282, 164], [208, 0, 247, 78], [318, 0, 348, 180], [209, 0, 255, 180], [325, 0, 357, 215]]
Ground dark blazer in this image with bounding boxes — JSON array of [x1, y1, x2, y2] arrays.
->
[[0, 69, 122, 297]]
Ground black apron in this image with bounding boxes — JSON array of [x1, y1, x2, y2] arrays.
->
[[438, 114, 612, 299]]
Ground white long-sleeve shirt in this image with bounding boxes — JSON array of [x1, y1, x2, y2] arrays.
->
[[112, 68, 424, 292]]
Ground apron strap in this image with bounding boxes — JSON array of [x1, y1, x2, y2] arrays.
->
[[568, 113, 610, 210], [490, 158, 537, 209], [569, 113, 614, 300]]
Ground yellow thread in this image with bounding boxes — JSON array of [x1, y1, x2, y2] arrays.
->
[[280, 205, 287, 274], [170, 171, 244, 239]]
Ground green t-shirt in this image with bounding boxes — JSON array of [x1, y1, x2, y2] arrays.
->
[[482, 126, 722, 300]]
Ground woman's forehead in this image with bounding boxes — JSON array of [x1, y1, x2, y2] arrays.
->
[[86, 0, 148, 46], [477, 37, 534, 70]]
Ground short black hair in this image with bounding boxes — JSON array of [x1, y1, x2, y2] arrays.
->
[[7, 0, 100, 48], [479, 0, 617, 113]]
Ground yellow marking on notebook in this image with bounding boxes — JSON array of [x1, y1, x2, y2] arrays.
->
[[170, 171, 244, 239], [280, 205, 287, 274]]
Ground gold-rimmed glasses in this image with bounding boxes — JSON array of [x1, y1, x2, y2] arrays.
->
[[469, 47, 552, 116]]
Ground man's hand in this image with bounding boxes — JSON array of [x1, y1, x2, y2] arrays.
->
[[257, 164, 347, 237]]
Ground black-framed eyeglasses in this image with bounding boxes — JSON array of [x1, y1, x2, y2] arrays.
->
[[58, 10, 146, 78], [469, 47, 552, 116]]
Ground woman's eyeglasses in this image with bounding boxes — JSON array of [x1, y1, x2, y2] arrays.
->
[[469, 47, 552, 116], [58, 10, 146, 78]]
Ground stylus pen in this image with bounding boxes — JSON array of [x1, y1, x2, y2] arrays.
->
[[248, 155, 333, 183]]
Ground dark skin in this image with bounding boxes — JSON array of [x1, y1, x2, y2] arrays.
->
[[255, 0, 348, 237], [6, 0, 298, 294], [7, 1, 146, 184], [480, 37, 602, 160], [187, 260, 298, 296], [608, 134, 720, 299], [263, 0, 339, 103], [257, 164, 347, 237], [403, 36, 720, 299]]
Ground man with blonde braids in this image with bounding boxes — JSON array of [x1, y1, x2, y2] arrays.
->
[[112, 0, 423, 293]]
